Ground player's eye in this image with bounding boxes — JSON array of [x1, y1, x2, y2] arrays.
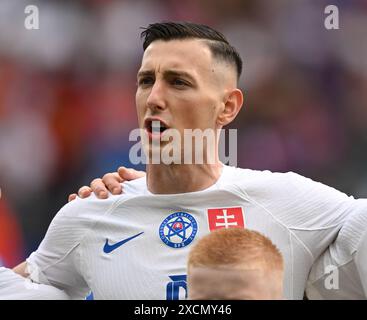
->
[[138, 77, 154, 87], [171, 78, 189, 87]]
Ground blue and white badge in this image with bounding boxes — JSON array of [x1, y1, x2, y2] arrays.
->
[[159, 212, 198, 248]]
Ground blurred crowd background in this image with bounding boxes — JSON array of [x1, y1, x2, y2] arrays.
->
[[0, 0, 367, 266]]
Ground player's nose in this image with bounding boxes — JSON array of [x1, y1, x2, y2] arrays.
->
[[146, 81, 167, 112]]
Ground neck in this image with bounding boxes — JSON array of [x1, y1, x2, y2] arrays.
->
[[146, 162, 224, 194]]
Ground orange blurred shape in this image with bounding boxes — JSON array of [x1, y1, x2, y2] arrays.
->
[[0, 196, 24, 267]]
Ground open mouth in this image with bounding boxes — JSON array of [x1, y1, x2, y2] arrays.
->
[[144, 118, 169, 138]]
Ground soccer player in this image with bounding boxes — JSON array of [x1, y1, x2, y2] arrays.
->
[[187, 228, 284, 300], [3, 22, 367, 300]]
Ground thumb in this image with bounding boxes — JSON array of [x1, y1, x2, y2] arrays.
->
[[118, 167, 146, 181]]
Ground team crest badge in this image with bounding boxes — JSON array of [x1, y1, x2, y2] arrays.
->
[[159, 212, 198, 248], [207, 207, 245, 231]]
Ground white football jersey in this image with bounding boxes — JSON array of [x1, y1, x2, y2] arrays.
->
[[20, 165, 366, 300], [306, 203, 367, 299]]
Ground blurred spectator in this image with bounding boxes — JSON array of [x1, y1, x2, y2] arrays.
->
[[0, 194, 24, 267]]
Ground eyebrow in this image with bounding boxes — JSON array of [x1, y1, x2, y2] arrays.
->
[[137, 70, 154, 78], [137, 69, 197, 85]]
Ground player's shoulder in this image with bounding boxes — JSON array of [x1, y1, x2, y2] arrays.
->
[[121, 176, 147, 195], [224, 166, 347, 196], [63, 176, 146, 216], [48, 177, 147, 235], [336, 200, 367, 256], [59, 193, 118, 219], [223, 165, 309, 189]]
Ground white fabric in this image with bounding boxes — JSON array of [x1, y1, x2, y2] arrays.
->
[[306, 202, 367, 299], [6, 165, 366, 299], [0, 267, 69, 300]]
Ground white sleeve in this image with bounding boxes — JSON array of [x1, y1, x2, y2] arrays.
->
[[0, 267, 70, 300], [306, 199, 367, 299], [240, 170, 358, 258], [240, 170, 355, 229], [26, 196, 112, 299], [355, 226, 367, 296]]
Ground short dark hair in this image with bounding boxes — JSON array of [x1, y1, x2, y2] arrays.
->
[[140, 22, 243, 80]]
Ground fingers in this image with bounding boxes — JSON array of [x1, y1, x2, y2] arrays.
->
[[90, 179, 109, 199], [118, 167, 146, 181], [68, 186, 94, 202], [68, 193, 77, 202], [102, 173, 123, 195], [68, 167, 143, 203], [78, 185, 93, 198]]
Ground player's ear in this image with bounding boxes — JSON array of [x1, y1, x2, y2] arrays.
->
[[216, 88, 243, 126]]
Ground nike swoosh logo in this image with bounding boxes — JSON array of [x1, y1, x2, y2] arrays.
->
[[103, 232, 144, 254]]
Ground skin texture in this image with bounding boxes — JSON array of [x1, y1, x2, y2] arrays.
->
[[137, 39, 242, 194], [73, 39, 243, 198], [188, 266, 284, 300]]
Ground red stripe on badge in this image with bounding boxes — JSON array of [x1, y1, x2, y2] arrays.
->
[[207, 207, 245, 231]]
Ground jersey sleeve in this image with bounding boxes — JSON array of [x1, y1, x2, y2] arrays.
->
[[237, 170, 358, 257], [26, 196, 113, 299], [306, 200, 367, 299], [355, 223, 367, 296], [0, 267, 70, 300]]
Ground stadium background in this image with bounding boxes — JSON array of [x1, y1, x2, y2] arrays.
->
[[0, 0, 367, 266]]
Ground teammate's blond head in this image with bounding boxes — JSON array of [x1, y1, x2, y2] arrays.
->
[[187, 228, 284, 300]]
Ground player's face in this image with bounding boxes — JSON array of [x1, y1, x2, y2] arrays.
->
[[135, 39, 228, 143]]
